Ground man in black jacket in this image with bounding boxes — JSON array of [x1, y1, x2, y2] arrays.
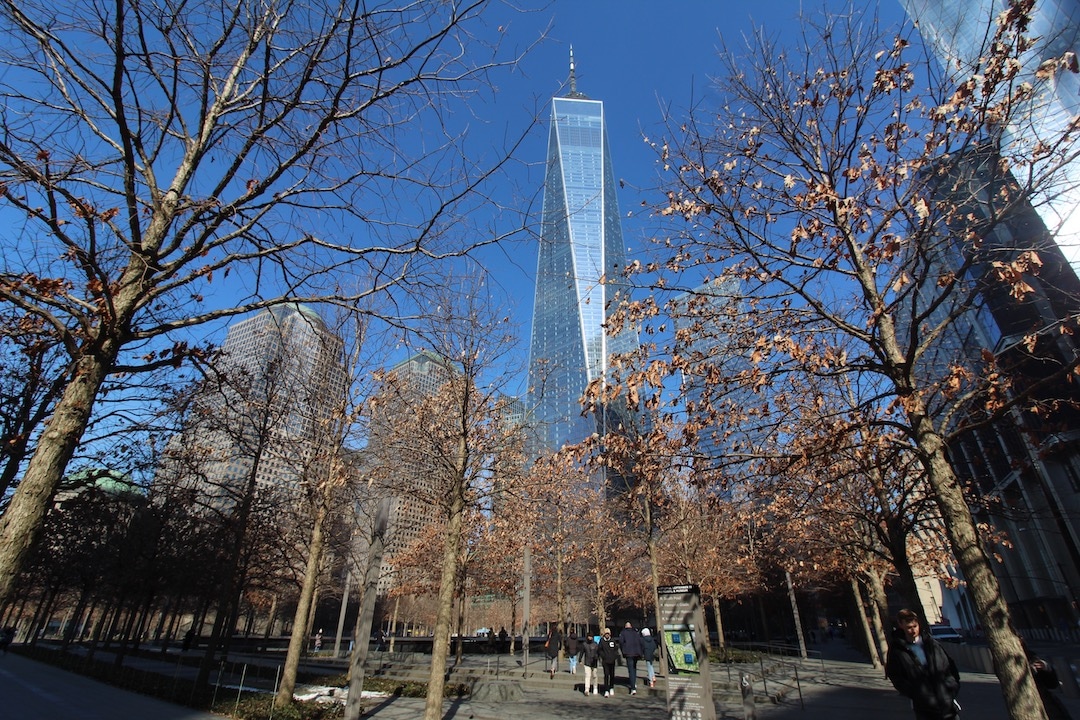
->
[[619, 621, 644, 695], [885, 609, 960, 720]]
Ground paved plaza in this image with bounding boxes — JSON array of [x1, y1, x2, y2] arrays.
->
[[1, 640, 1079, 719]]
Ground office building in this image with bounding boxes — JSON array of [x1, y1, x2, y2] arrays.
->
[[898, 0, 1080, 270], [162, 304, 346, 506], [527, 51, 637, 454], [909, 148, 1080, 632], [671, 277, 753, 484]]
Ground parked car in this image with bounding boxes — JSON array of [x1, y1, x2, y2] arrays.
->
[[929, 624, 964, 643]]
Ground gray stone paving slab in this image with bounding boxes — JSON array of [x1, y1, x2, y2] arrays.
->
[[4, 640, 1080, 719], [0, 651, 221, 720]]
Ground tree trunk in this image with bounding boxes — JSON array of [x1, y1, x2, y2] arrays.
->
[[851, 576, 881, 669], [554, 544, 565, 659], [61, 587, 90, 650], [914, 410, 1047, 720], [508, 598, 517, 656], [593, 560, 605, 631], [344, 499, 389, 720], [389, 595, 400, 653], [711, 593, 726, 650], [274, 501, 329, 709], [865, 569, 890, 667], [886, 519, 928, 624], [334, 570, 352, 658], [454, 581, 466, 664], [264, 594, 278, 640], [0, 351, 114, 605], [785, 571, 807, 659], [646, 532, 663, 647], [422, 466, 467, 720]]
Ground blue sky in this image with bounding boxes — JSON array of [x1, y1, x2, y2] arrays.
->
[[463, 0, 911, 388], [160, 1, 915, 387]]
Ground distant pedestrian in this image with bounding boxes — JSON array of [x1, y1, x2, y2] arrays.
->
[[641, 627, 660, 688], [498, 626, 509, 654], [885, 609, 960, 720], [314, 629, 323, 654], [580, 634, 600, 696], [565, 629, 580, 675], [545, 625, 562, 678], [0, 627, 14, 655], [619, 621, 644, 695], [598, 627, 620, 697]]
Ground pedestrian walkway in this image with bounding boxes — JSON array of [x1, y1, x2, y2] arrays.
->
[[3, 640, 1079, 719], [0, 651, 221, 720]]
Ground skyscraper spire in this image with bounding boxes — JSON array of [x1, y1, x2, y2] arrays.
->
[[566, 46, 586, 99], [569, 46, 577, 95]]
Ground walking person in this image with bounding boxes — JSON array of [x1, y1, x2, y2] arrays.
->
[[580, 633, 601, 696], [619, 621, 644, 695], [1027, 645, 1072, 720], [885, 609, 960, 720], [545, 625, 562, 678], [0, 627, 14, 655], [641, 627, 660, 688], [598, 627, 621, 697], [565, 628, 580, 674]]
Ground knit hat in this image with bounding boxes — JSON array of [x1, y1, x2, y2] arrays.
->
[[641, 628, 651, 636]]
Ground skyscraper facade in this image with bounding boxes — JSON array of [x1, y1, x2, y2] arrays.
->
[[527, 55, 636, 453], [898, 0, 1080, 270], [672, 278, 754, 484], [366, 350, 453, 594], [905, 148, 1080, 631], [163, 304, 346, 506]]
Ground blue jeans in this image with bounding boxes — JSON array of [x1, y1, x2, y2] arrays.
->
[[569, 656, 578, 673], [645, 659, 655, 683]]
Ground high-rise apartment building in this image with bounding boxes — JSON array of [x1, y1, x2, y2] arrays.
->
[[527, 52, 637, 453], [898, 0, 1080, 270]]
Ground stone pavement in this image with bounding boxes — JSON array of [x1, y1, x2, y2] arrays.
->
[[351, 641, 1080, 719], [4, 640, 1080, 719], [0, 650, 221, 720]]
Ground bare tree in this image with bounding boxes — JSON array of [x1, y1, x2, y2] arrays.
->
[[0, 309, 69, 499], [0, 0, 536, 605], [641, 5, 1080, 718], [362, 277, 530, 720]]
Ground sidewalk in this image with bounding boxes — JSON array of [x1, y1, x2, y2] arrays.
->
[[5, 640, 1079, 719]]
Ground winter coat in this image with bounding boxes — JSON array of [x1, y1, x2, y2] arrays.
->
[[619, 627, 644, 658], [564, 634, 580, 657], [885, 628, 960, 719], [598, 636, 620, 666], [579, 638, 600, 668], [544, 630, 562, 659], [642, 633, 659, 662]]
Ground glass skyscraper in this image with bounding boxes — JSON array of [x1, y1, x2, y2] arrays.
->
[[899, 0, 1080, 270], [527, 56, 635, 452]]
